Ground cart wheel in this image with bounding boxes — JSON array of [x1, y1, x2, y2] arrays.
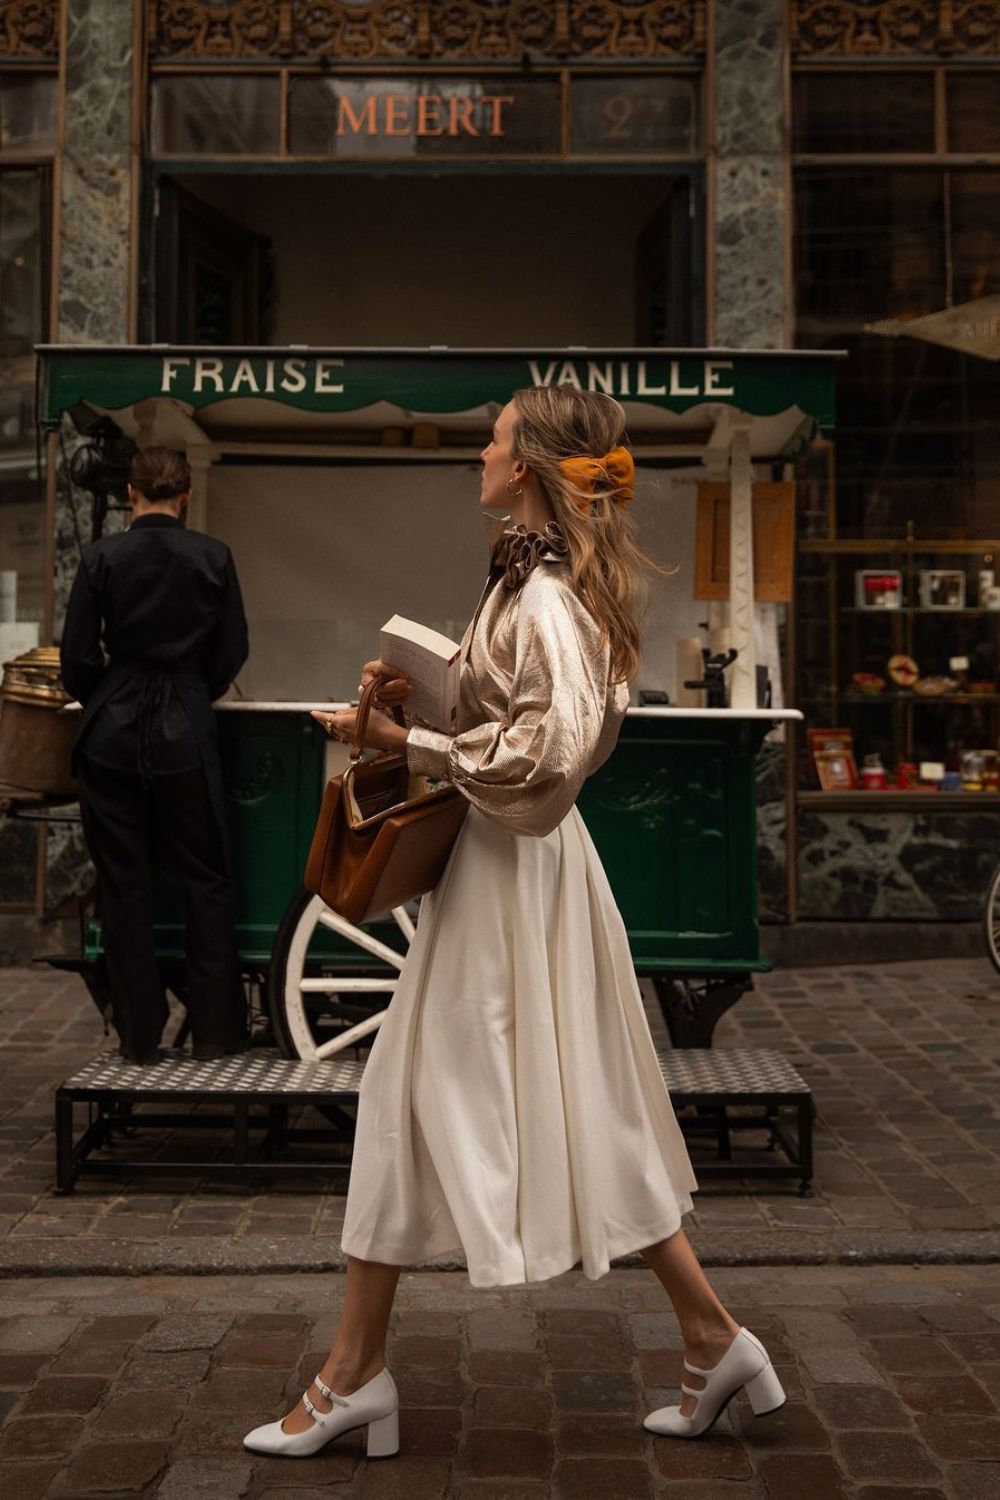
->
[[267, 886, 414, 1060], [985, 861, 1000, 978]]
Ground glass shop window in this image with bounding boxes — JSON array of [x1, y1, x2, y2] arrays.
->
[[951, 172, 1000, 304], [792, 72, 935, 154], [795, 168, 944, 333], [947, 73, 1000, 153], [0, 166, 48, 637], [151, 76, 281, 155], [795, 163, 1000, 538], [0, 73, 57, 158]]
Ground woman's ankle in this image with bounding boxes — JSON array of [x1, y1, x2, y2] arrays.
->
[[682, 1313, 740, 1357], [319, 1351, 385, 1394]]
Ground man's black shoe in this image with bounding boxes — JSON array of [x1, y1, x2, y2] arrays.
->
[[191, 1037, 251, 1062], [120, 1048, 164, 1067]]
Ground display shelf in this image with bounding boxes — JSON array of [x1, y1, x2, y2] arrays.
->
[[841, 606, 1000, 617], [799, 692, 1000, 705], [840, 693, 1000, 706], [801, 538, 1000, 555], [799, 791, 1000, 811]]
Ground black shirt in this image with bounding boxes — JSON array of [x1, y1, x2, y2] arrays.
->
[[61, 514, 249, 776]]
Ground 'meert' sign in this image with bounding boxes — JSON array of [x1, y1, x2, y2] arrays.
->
[[290, 78, 559, 156]]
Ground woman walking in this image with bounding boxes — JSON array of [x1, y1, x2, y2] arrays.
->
[[244, 387, 785, 1460]]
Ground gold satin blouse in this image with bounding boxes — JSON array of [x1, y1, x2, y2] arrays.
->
[[406, 523, 629, 837]]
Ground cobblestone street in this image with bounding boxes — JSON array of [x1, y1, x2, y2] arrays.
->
[[1, 1265, 999, 1499]]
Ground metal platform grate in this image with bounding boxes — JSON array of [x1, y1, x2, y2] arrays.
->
[[659, 1048, 809, 1096], [61, 1048, 367, 1096], [55, 1045, 813, 1194]]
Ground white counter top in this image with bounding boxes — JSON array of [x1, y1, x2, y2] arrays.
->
[[214, 701, 802, 721]]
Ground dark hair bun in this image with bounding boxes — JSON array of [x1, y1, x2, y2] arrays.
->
[[130, 446, 190, 501]]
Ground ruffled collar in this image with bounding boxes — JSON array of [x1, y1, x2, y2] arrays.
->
[[492, 521, 568, 589]]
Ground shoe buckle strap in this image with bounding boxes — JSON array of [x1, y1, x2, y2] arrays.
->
[[301, 1390, 325, 1422], [311, 1374, 348, 1408], [680, 1381, 703, 1400], [683, 1359, 710, 1376]]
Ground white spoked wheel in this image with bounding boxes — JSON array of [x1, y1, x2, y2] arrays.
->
[[268, 886, 414, 1060], [985, 862, 1000, 978]]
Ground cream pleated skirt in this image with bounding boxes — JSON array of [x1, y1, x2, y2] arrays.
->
[[340, 804, 698, 1288]]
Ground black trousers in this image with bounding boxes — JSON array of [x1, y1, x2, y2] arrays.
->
[[78, 757, 246, 1060]]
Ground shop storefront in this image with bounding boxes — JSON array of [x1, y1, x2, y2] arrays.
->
[[5, 1, 999, 958]]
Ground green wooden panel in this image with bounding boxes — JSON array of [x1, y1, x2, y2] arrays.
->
[[140, 709, 771, 974], [578, 716, 767, 966]]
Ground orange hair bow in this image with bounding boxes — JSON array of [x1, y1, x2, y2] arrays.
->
[[558, 446, 635, 510]]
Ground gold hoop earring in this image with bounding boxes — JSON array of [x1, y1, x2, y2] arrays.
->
[[506, 477, 524, 497]]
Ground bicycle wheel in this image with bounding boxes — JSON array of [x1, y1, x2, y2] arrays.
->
[[984, 861, 1000, 977]]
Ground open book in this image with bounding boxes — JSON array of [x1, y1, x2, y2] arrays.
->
[[379, 614, 462, 734]]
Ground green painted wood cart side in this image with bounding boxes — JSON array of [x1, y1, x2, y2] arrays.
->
[[110, 703, 786, 1053]]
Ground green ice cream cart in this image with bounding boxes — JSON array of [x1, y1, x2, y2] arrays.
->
[[37, 345, 837, 1060]]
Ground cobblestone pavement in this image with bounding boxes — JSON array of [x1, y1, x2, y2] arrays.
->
[[1, 1265, 998, 1499], [0, 959, 998, 1265]]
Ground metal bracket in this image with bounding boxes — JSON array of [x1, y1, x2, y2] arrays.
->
[[651, 973, 753, 1049]]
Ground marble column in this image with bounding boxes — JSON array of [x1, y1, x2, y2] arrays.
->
[[710, 0, 790, 911], [54, 0, 135, 631], [711, 0, 788, 349], [46, 0, 137, 914], [57, 0, 134, 346]]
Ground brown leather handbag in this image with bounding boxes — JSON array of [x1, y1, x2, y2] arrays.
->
[[304, 679, 468, 925]]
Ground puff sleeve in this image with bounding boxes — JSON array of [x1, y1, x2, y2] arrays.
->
[[406, 575, 610, 837]]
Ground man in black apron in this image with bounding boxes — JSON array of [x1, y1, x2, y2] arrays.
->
[[61, 447, 250, 1064]]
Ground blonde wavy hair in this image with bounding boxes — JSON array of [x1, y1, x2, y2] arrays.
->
[[510, 385, 659, 684]]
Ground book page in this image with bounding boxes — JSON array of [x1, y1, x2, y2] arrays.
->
[[380, 616, 461, 733]]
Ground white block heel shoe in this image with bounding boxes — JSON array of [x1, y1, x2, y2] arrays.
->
[[644, 1328, 785, 1439], [243, 1367, 399, 1459]]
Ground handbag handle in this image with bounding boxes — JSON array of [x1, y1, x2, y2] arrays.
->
[[349, 677, 406, 762]]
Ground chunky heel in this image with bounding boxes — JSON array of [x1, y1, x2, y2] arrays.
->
[[366, 1408, 399, 1458], [745, 1361, 785, 1417]]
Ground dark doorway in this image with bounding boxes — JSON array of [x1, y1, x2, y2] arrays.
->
[[635, 179, 694, 345], [155, 179, 270, 343], [150, 170, 700, 347]]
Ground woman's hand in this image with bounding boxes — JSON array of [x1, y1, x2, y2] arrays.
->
[[310, 706, 409, 754], [360, 659, 411, 706]]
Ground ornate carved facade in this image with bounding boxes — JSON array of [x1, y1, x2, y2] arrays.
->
[[791, 0, 1000, 57], [148, 0, 705, 63], [0, 0, 58, 59]]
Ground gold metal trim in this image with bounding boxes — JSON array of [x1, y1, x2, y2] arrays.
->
[[148, 1, 706, 63], [791, 0, 1000, 59], [0, 0, 58, 59]]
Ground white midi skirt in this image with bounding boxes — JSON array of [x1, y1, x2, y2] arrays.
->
[[340, 804, 698, 1288]]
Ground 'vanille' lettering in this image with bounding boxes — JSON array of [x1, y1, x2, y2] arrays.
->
[[636, 361, 666, 396], [704, 359, 735, 396], [588, 361, 615, 394], [528, 360, 558, 386], [669, 361, 699, 397]]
